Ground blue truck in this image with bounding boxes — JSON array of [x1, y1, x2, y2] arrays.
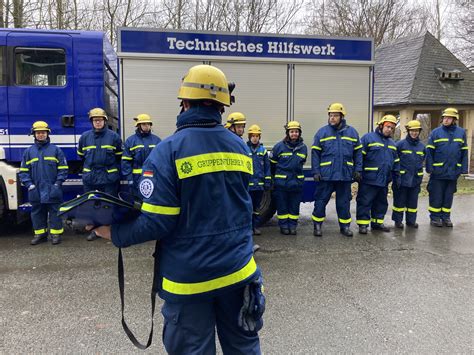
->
[[0, 28, 374, 224]]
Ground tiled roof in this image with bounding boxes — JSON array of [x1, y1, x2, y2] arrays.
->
[[374, 31, 474, 106]]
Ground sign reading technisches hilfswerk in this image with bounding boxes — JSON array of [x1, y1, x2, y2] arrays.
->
[[120, 29, 373, 62]]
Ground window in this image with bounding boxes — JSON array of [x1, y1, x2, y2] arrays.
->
[[15, 47, 66, 86]]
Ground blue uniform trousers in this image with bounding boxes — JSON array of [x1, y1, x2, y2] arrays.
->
[[356, 183, 388, 227], [427, 178, 457, 221], [249, 190, 263, 230], [273, 189, 302, 229], [84, 183, 118, 196], [31, 203, 63, 235], [391, 185, 420, 224], [161, 286, 261, 355], [312, 181, 352, 228]]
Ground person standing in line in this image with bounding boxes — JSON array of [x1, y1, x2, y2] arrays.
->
[[247, 124, 272, 236], [311, 103, 362, 238], [356, 115, 400, 234], [270, 121, 307, 235], [19, 121, 68, 245], [392, 120, 425, 229], [77, 107, 122, 241], [426, 107, 468, 227], [122, 114, 161, 198]]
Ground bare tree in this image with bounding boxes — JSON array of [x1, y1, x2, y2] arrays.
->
[[451, 0, 473, 68], [304, 0, 430, 46], [12, 0, 23, 27]]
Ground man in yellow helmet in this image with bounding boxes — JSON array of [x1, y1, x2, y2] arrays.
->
[[311, 103, 362, 237], [270, 121, 307, 235], [391, 120, 425, 229], [19, 121, 68, 245], [356, 115, 400, 234], [122, 114, 161, 197], [77, 107, 123, 241], [225, 112, 246, 137], [426, 107, 468, 227], [90, 65, 263, 352]]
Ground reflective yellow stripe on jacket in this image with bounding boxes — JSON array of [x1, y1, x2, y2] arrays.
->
[[141, 202, 181, 215], [162, 257, 257, 295], [175, 152, 253, 179]]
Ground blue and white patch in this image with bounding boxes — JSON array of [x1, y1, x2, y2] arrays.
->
[[139, 178, 154, 199]]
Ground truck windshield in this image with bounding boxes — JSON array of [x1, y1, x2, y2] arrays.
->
[[15, 47, 66, 86]]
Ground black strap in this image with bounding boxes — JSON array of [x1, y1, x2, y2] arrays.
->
[[118, 248, 156, 349]]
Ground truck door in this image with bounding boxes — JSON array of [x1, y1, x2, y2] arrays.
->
[[6, 32, 75, 162]]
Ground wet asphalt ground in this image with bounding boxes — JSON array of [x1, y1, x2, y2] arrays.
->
[[1, 194, 473, 354]]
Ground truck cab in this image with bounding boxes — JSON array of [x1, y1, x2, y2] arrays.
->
[[0, 29, 118, 221]]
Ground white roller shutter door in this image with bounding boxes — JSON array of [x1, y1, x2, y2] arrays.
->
[[293, 65, 371, 150], [210, 61, 288, 148], [120, 59, 201, 140]]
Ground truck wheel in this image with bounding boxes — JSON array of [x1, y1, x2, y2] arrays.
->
[[257, 190, 276, 225]]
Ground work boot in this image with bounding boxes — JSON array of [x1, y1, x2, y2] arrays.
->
[[289, 228, 297, 235], [31, 234, 48, 245], [358, 225, 368, 234], [394, 221, 404, 229], [50, 234, 62, 245], [406, 222, 419, 229], [280, 228, 290, 235], [372, 224, 390, 232], [253, 228, 262, 236], [252, 244, 260, 253], [86, 231, 98, 241], [430, 219, 443, 227], [340, 227, 353, 237], [313, 223, 322, 237], [443, 218, 453, 227]]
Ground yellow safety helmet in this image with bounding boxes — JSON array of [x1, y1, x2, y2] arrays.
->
[[178, 64, 231, 106], [88, 107, 108, 120], [377, 115, 398, 125], [248, 124, 262, 136], [134, 113, 153, 126], [285, 121, 302, 131], [328, 102, 346, 116], [441, 107, 459, 120], [225, 112, 246, 129], [405, 120, 422, 131], [31, 121, 51, 134]]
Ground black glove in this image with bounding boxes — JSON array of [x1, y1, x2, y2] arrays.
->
[[353, 171, 362, 183], [238, 276, 265, 332], [313, 173, 321, 182]]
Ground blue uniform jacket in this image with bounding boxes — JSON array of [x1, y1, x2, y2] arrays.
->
[[111, 105, 258, 303], [396, 136, 425, 188], [77, 127, 123, 186], [311, 120, 363, 181], [247, 141, 271, 191], [360, 129, 400, 187], [270, 138, 307, 191], [426, 125, 468, 180], [19, 139, 68, 204], [122, 130, 161, 185]]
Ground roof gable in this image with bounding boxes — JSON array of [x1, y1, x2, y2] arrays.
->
[[374, 32, 474, 107]]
